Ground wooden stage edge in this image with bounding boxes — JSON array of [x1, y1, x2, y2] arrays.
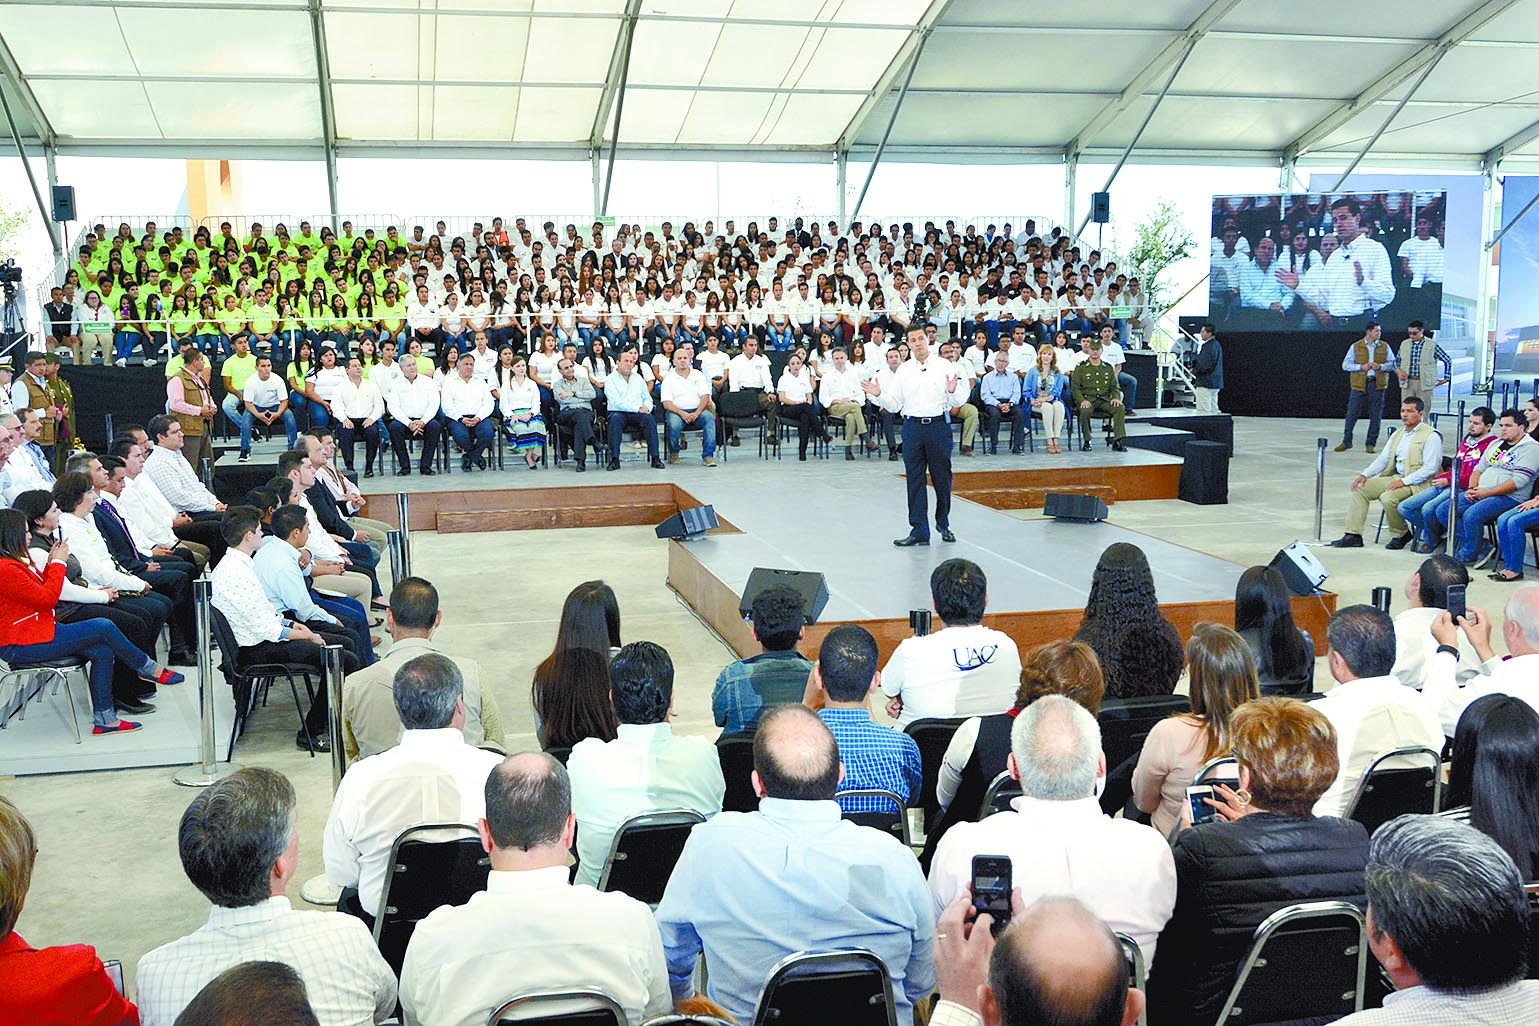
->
[[362, 467, 1336, 664]]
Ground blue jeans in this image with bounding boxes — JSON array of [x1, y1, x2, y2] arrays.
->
[[0, 619, 156, 726], [1118, 371, 1138, 412], [1456, 495, 1519, 561], [1496, 504, 1539, 574], [314, 594, 375, 668], [667, 410, 717, 458], [1399, 488, 1449, 545], [114, 330, 151, 363], [308, 398, 331, 427], [239, 403, 299, 452], [766, 324, 795, 351]]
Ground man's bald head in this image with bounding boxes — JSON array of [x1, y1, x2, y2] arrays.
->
[[752, 705, 841, 801], [483, 752, 569, 852], [986, 899, 1140, 1026]]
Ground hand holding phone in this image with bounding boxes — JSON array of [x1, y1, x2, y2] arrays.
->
[[1445, 583, 1467, 625], [970, 855, 1013, 937]]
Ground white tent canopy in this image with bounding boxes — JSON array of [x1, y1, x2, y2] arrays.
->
[[3, 0, 1539, 174]]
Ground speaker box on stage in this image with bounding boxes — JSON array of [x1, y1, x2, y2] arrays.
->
[[739, 568, 829, 625], [1270, 542, 1329, 596], [655, 505, 719, 540], [1044, 493, 1109, 522]]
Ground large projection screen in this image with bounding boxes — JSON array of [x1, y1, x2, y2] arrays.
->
[[1209, 192, 1445, 333]]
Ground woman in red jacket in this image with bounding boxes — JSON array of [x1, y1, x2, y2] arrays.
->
[[0, 509, 181, 735], [0, 794, 139, 1026]]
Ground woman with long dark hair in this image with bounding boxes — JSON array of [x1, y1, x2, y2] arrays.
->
[[1444, 694, 1539, 879], [0, 509, 181, 735], [1073, 542, 1184, 698], [1232, 565, 1314, 695], [530, 580, 622, 750]]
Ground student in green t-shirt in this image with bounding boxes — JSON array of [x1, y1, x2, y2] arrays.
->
[[193, 295, 223, 356], [167, 293, 200, 354], [219, 335, 260, 429], [218, 294, 248, 356], [247, 290, 280, 355]]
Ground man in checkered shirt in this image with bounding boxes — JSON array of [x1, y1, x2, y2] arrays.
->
[[813, 624, 921, 816]]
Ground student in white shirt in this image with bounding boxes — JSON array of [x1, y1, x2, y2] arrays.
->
[[660, 349, 717, 466], [776, 351, 823, 461], [399, 752, 671, 1026], [331, 357, 385, 477], [882, 558, 1022, 727], [238, 355, 298, 455]]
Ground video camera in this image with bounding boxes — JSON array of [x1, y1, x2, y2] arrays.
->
[[0, 259, 19, 286]]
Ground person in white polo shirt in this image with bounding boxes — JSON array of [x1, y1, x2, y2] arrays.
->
[[818, 347, 876, 460], [660, 348, 717, 466], [882, 559, 1022, 727], [239, 354, 298, 457]]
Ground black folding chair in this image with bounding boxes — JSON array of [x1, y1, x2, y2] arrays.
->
[[1098, 695, 1190, 777], [1114, 932, 1147, 1026], [751, 949, 896, 1026], [0, 655, 87, 743], [1213, 901, 1367, 1026], [371, 823, 491, 977], [1527, 883, 1539, 980], [209, 605, 322, 758], [904, 717, 969, 832], [489, 990, 626, 1025], [544, 744, 574, 767], [717, 388, 772, 460], [836, 789, 911, 846], [1193, 756, 1239, 786], [1345, 746, 1442, 836], [596, 809, 706, 906], [978, 771, 1022, 820], [717, 732, 759, 813]]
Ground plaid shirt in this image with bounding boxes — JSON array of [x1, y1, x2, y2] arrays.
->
[[820, 708, 922, 814]]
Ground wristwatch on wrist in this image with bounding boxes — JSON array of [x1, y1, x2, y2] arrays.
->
[[1435, 644, 1459, 659]]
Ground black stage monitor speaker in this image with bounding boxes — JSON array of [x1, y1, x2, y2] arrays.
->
[[1044, 493, 1108, 522], [1091, 191, 1111, 224], [655, 504, 718, 540], [739, 567, 829, 625], [50, 185, 75, 223], [1270, 542, 1329, 596]]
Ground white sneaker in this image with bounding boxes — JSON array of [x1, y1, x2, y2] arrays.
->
[[114, 358, 127, 368], [143, 358, 157, 366]]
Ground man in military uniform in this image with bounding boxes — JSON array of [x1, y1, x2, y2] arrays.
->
[[43, 354, 77, 476], [1071, 338, 1127, 452]]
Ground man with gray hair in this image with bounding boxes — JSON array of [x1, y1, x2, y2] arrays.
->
[[400, 754, 671, 1026], [323, 653, 502, 920], [1428, 585, 1539, 734], [928, 695, 1176, 965], [1333, 815, 1539, 1023], [136, 768, 397, 1026]]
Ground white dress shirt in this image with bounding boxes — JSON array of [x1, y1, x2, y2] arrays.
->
[[1361, 427, 1443, 486], [566, 722, 726, 888], [144, 444, 220, 512], [0, 444, 51, 503], [439, 374, 495, 421], [1311, 674, 1446, 818], [1422, 649, 1539, 736], [880, 624, 1022, 727], [818, 363, 864, 406], [400, 866, 672, 1026], [211, 546, 290, 646], [886, 354, 959, 417], [1332, 979, 1539, 1026], [331, 377, 384, 422], [1391, 606, 1481, 692], [388, 375, 441, 422], [120, 474, 180, 550], [726, 352, 773, 392], [58, 510, 149, 592], [929, 795, 1177, 965], [323, 727, 503, 916], [135, 896, 397, 1026]]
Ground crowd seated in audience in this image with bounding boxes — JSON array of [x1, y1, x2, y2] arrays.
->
[[1312, 605, 1444, 817], [173, 961, 320, 1026], [1389, 555, 1479, 689], [568, 641, 725, 887], [531, 579, 622, 750], [136, 768, 397, 1026], [323, 652, 501, 920], [400, 752, 672, 1026], [1145, 697, 1369, 1026], [1442, 694, 1539, 879], [1339, 816, 1539, 1024], [711, 582, 813, 735], [1232, 565, 1315, 695], [930, 696, 1176, 966], [0, 795, 139, 1026], [1133, 623, 1260, 837], [882, 558, 1022, 727], [1074, 542, 1184, 699], [341, 576, 504, 762], [655, 704, 935, 1023]]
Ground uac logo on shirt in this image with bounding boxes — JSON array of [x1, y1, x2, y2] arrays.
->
[[952, 644, 1000, 672]]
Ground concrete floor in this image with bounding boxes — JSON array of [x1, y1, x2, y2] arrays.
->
[[3, 413, 1515, 989]]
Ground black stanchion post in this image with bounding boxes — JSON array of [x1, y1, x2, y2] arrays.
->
[[324, 644, 346, 792], [174, 577, 240, 787], [395, 492, 412, 579], [1315, 438, 1327, 542], [386, 529, 404, 591]]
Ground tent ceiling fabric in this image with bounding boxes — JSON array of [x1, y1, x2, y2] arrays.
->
[[3, 0, 1539, 167]]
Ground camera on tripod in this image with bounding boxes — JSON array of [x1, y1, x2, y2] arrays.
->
[[0, 259, 20, 286]]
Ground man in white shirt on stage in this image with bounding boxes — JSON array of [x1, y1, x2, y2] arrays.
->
[[399, 752, 671, 1026], [386, 356, 442, 476], [439, 352, 496, 472], [324, 652, 502, 920], [881, 559, 1022, 727], [866, 327, 960, 545], [929, 697, 1177, 967], [660, 348, 717, 466], [819, 347, 876, 459]]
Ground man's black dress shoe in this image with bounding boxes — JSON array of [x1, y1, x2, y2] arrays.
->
[[893, 535, 929, 547]]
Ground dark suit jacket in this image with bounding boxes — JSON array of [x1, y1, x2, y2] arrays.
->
[[93, 500, 151, 573], [305, 481, 357, 541]]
